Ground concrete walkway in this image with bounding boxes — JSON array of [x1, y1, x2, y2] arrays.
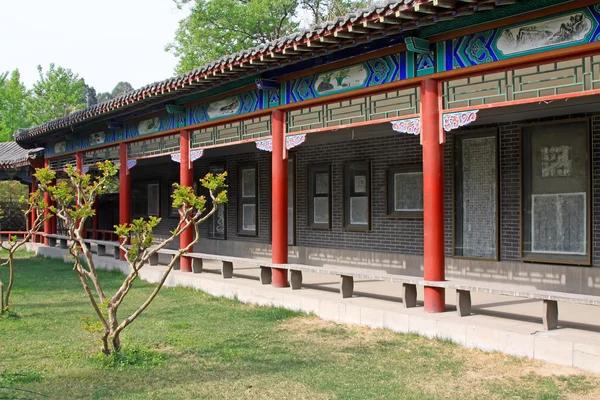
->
[[33, 244, 600, 374]]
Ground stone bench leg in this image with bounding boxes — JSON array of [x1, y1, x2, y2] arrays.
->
[[60, 239, 68, 249], [172, 255, 180, 271], [543, 300, 558, 331], [456, 290, 472, 317], [48, 237, 57, 247], [149, 253, 159, 266], [112, 246, 120, 260], [260, 266, 272, 285], [192, 258, 202, 273], [340, 275, 354, 298], [402, 283, 417, 308], [97, 244, 106, 257], [290, 270, 302, 290], [221, 261, 233, 279]]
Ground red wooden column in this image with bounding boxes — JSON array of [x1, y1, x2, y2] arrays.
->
[[30, 175, 38, 241], [271, 109, 289, 288], [179, 130, 193, 273], [43, 159, 52, 245], [75, 152, 87, 239], [421, 79, 445, 313], [119, 143, 130, 260]]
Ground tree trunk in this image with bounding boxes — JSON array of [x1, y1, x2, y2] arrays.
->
[[4, 257, 14, 311]]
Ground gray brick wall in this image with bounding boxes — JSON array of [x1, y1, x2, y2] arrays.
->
[[294, 130, 424, 254]]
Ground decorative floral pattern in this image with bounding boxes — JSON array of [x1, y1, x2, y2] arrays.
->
[[171, 150, 204, 163], [190, 149, 203, 161], [255, 139, 273, 152], [285, 134, 306, 150], [390, 118, 421, 135], [443, 110, 479, 132]]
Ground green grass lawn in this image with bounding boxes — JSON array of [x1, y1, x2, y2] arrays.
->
[[1, 252, 599, 400]]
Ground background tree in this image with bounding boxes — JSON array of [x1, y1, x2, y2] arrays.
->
[[0, 190, 48, 313], [85, 84, 98, 107], [36, 162, 227, 354], [27, 63, 86, 125], [167, 0, 370, 74], [0, 69, 30, 141], [96, 81, 135, 103]]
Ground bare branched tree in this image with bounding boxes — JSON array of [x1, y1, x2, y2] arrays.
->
[[0, 190, 49, 313], [36, 161, 227, 354]]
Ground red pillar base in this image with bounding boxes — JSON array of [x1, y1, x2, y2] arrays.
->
[[424, 287, 445, 313], [180, 256, 192, 273], [272, 268, 288, 288]]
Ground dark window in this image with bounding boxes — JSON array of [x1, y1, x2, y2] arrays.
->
[[522, 119, 590, 264], [237, 164, 258, 236], [343, 161, 370, 230], [308, 163, 331, 229], [132, 181, 160, 217], [386, 166, 423, 218], [454, 133, 498, 259], [208, 163, 227, 240]]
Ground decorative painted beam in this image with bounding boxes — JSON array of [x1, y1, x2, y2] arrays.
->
[[255, 138, 273, 152], [166, 104, 185, 114], [442, 110, 479, 132], [82, 166, 90, 174], [127, 159, 137, 170], [285, 134, 306, 150], [390, 117, 421, 135], [255, 79, 278, 91], [405, 37, 430, 53]]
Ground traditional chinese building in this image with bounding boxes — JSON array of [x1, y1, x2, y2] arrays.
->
[[13, 0, 600, 312], [0, 142, 43, 233]]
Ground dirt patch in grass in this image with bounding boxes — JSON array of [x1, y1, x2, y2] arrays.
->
[[415, 342, 600, 400], [278, 316, 396, 348]]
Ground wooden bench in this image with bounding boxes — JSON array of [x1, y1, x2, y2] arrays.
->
[[425, 280, 600, 331], [83, 238, 121, 259], [132, 249, 600, 331], [153, 249, 273, 282], [44, 234, 68, 249], [274, 263, 600, 331]]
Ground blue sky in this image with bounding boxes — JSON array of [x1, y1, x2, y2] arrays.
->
[[0, 0, 191, 93]]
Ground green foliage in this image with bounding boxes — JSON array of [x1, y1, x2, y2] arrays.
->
[[167, 0, 369, 74], [0, 69, 30, 142], [89, 347, 165, 370], [0, 368, 43, 385], [96, 81, 135, 104], [26, 63, 87, 126]]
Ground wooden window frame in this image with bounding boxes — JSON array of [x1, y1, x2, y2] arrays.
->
[[343, 160, 371, 232], [519, 118, 591, 266], [131, 180, 161, 218], [307, 163, 332, 230], [386, 165, 424, 219], [237, 163, 258, 237], [451, 129, 500, 261], [208, 162, 227, 240]]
